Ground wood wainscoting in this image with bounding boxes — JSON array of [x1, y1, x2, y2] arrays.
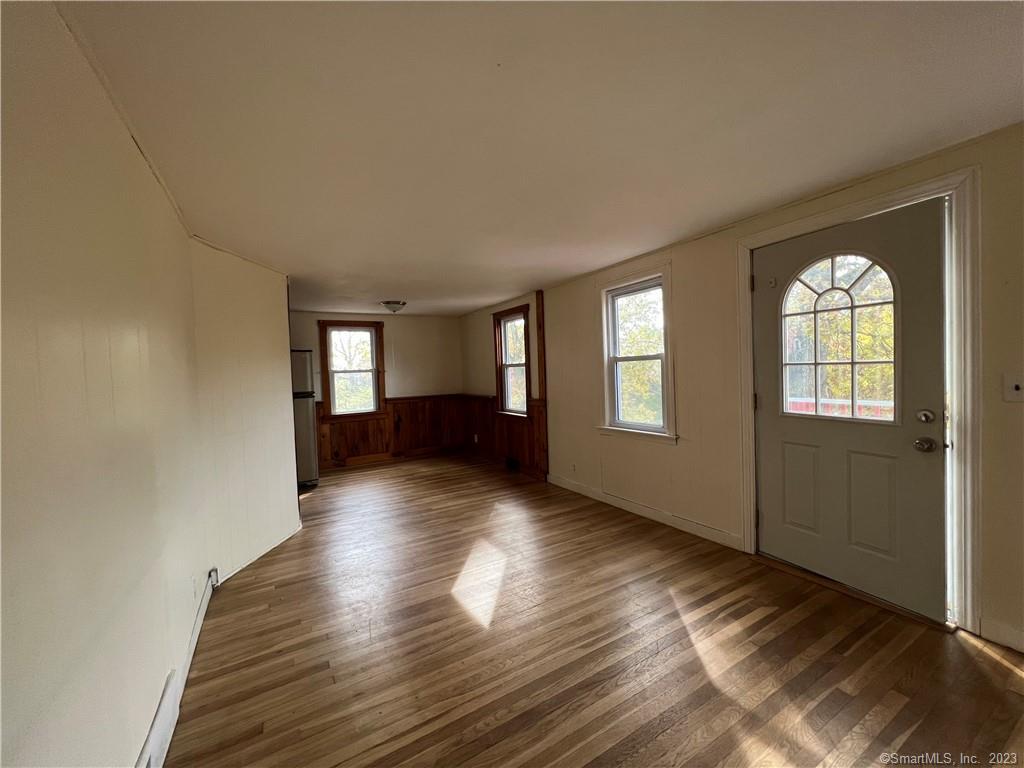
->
[[461, 395, 548, 479], [316, 394, 549, 478]]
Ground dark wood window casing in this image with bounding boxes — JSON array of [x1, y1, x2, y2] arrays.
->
[[493, 304, 531, 416], [318, 319, 386, 422]]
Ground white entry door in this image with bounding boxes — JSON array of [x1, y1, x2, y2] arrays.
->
[[753, 197, 946, 621]]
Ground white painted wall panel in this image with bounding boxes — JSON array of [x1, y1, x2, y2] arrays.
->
[[1, 5, 300, 764]]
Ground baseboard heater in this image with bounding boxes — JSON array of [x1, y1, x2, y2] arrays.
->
[[134, 567, 219, 768]]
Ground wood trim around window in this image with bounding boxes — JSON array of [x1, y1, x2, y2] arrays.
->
[[493, 304, 531, 416], [318, 319, 386, 422], [535, 290, 547, 401]]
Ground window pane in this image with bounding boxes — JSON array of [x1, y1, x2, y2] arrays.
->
[[615, 359, 663, 426], [816, 289, 851, 310], [504, 365, 526, 412], [817, 364, 852, 417], [784, 281, 817, 314], [332, 371, 375, 413], [615, 287, 663, 356], [817, 309, 852, 362], [783, 314, 814, 363], [799, 259, 832, 292], [503, 317, 526, 365], [851, 265, 894, 305], [856, 363, 895, 421], [783, 365, 815, 414], [855, 304, 894, 361], [330, 329, 373, 371], [834, 254, 872, 288]]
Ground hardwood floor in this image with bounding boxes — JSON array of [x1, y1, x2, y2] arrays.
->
[[166, 457, 1024, 767]]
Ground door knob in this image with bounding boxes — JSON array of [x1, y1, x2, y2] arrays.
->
[[913, 437, 938, 453]]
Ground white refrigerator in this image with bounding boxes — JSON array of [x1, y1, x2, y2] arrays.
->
[[291, 349, 319, 486]]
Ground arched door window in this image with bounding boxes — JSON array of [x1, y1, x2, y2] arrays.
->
[[781, 254, 896, 420]]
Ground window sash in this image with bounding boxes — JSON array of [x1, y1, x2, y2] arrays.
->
[[612, 356, 665, 427], [327, 328, 376, 373], [494, 308, 529, 414], [329, 370, 378, 415], [609, 279, 664, 358], [327, 327, 379, 415], [605, 278, 669, 433], [500, 315, 526, 365], [501, 362, 527, 413]]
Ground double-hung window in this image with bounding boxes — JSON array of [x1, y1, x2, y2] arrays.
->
[[319, 321, 385, 416], [494, 306, 529, 414], [605, 276, 673, 435]]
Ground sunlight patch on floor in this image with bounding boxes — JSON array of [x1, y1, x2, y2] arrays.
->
[[452, 538, 508, 628], [959, 630, 1024, 681]]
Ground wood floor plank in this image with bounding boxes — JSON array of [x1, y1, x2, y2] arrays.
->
[[165, 456, 1024, 767]]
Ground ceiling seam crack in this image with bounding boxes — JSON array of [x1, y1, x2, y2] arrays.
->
[[51, 1, 288, 278]]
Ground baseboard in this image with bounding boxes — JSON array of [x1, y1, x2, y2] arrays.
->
[[979, 616, 1024, 652], [547, 474, 745, 551], [135, 569, 215, 768], [134, 522, 302, 767]]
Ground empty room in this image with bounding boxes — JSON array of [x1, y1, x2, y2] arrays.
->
[[3, 2, 1024, 767]]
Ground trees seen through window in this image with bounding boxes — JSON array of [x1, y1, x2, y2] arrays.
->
[[606, 279, 667, 431]]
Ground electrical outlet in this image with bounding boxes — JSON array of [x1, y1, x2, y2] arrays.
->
[[571, 463, 576, 473], [1003, 372, 1024, 402], [191, 575, 198, 601], [473, 433, 478, 443]]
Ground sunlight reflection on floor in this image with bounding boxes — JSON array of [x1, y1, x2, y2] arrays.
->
[[451, 539, 508, 628], [960, 629, 1024, 682]]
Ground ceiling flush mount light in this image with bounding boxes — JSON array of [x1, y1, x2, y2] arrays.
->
[[380, 300, 407, 314]]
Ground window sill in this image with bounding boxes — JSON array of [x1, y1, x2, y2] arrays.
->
[[596, 426, 679, 444], [498, 410, 528, 418], [321, 409, 388, 423]]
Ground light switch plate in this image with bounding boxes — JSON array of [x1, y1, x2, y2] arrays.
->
[[1003, 372, 1024, 402]]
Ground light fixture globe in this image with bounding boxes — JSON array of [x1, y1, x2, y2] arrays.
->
[[380, 300, 407, 314]]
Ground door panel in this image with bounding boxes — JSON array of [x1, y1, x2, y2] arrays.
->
[[753, 197, 945, 621], [782, 442, 820, 533], [847, 450, 897, 556]]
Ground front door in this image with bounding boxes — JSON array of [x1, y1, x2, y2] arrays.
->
[[753, 197, 946, 621]]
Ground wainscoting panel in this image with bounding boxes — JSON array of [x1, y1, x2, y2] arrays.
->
[[316, 394, 548, 477]]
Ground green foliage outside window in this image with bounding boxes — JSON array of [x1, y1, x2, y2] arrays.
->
[[329, 329, 376, 414], [782, 256, 895, 419], [612, 286, 665, 427]]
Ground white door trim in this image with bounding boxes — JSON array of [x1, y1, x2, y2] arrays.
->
[[735, 167, 981, 633]]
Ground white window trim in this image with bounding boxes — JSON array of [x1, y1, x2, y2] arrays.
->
[[498, 313, 528, 414], [326, 326, 379, 416], [602, 271, 677, 438]]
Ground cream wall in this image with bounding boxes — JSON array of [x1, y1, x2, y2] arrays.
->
[[460, 293, 540, 398], [1, 4, 300, 766], [544, 124, 1023, 649], [193, 246, 300, 579], [289, 311, 463, 400]]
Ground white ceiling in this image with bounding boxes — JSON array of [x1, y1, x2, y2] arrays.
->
[[61, 2, 1022, 316]]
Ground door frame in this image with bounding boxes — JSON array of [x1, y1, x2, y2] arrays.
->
[[735, 167, 981, 632]]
